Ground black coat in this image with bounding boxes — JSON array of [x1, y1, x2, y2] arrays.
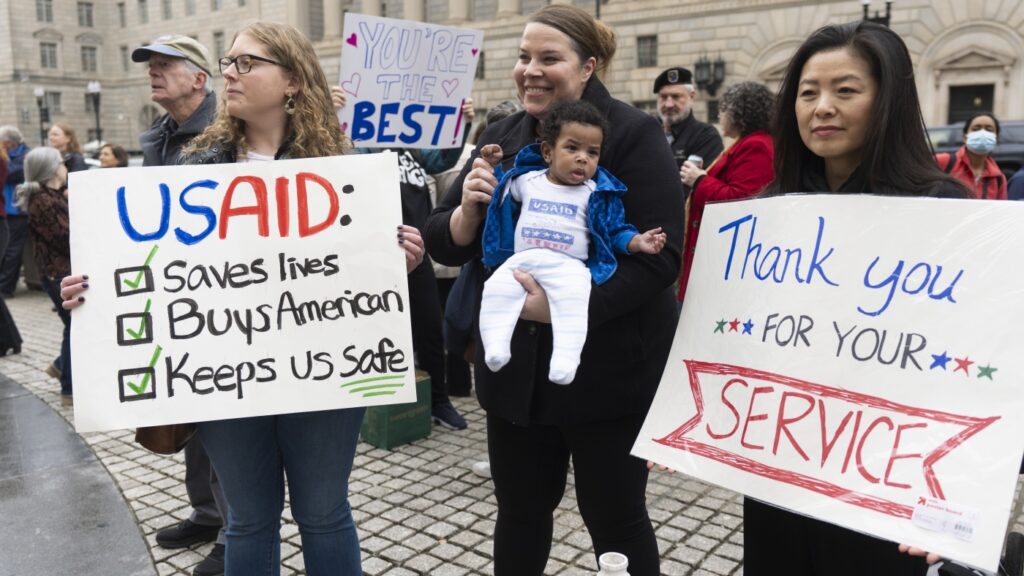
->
[[424, 79, 684, 425], [666, 110, 723, 170], [141, 91, 217, 167]]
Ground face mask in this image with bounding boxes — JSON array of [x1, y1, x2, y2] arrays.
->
[[965, 129, 997, 155]]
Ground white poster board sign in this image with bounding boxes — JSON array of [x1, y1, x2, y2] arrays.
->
[[337, 14, 483, 149], [633, 195, 1024, 571], [69, 153, 415, 433]]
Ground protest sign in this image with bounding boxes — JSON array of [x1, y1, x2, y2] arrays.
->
[[337, 14, 482, 149], [632, 195, 1024, 571], [68, 153, 415, 433]]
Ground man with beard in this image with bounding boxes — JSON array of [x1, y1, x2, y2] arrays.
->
[[655, 67, 723, 172]]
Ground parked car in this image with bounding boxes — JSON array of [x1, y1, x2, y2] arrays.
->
[[927, 120, 1024, 181]]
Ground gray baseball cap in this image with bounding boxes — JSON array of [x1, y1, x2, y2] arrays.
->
[[132, 35, 212, 75]]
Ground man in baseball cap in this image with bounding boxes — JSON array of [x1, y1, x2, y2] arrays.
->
[[134, 34, 226, 576], [654, 66, 723, 171], [132, 34, 213, 75]]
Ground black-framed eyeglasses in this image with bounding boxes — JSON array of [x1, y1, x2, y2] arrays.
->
[[218, 54, 287, 75]]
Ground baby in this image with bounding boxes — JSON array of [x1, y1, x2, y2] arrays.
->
[[479, 99, 666, 384]]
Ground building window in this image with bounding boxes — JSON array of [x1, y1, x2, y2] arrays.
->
[[36, 0, 53, 22], [707, 100, 719, 124], [138, 0, 149, 23], [120, 45, 131, 72], [475, 51, 485, 80], [81, 46, 98, 72], [45, 92, 63, 114], [77, 2, 94, 27], [637, 35, 658, 68], [40, 43, 58, 69], [211, 0, 222, 10], [185, 0, 196, 15], [162, 0, 172, 18], [212, 31, 225, 60], [117, 2, 126, 26], [85, 93, 96, 113]]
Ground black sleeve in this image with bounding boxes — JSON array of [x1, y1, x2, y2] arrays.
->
[[692, 125, 725, 167], [66, 153, 89, 173], [587, 107, 685, 328]]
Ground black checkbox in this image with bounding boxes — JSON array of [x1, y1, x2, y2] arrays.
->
[[118, 367, 157, 403], [114, 266, 155, 297], [116, 312, 153, 346]]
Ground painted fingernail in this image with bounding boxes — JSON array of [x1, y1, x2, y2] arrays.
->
[[77, 296, 85, 302], [82, 283, 89, 288], [83, 275, 89, 280], [399, 239, 405, 244]]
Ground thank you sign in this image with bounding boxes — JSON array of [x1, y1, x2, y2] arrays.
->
[[69, 153, 415, 433], [633, 195, 1024, 571], [338, 14, 482, 149]]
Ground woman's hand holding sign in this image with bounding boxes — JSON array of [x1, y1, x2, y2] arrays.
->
[[60, 275, 89, 310]]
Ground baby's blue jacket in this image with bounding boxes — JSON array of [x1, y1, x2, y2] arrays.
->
[[481, 144, 638, 285]]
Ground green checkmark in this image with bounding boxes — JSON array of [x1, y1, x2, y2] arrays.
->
[[126, 344, 162, 395], [125, 299, 152, 340], [123, 245, 159, 290]]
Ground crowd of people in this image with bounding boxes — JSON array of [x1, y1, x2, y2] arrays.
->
[[0, 6, 1015, 576]]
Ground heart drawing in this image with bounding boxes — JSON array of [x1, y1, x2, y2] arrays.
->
[[472, 48, 479, 56], [341, 73, 361, 97], [346, 33, 358, 47], [341, 122, 349, 133], [442, 78, 459, 97]]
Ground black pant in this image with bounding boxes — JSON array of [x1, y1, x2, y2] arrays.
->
[[487, 413, 659, 576], [743, 498, 929, 576], [0, 216, 27, 295], [407, 257, 448, 405]]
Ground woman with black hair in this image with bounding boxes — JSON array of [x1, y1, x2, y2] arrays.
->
[[935, 112, 1007, 200], [678, 81, 774, 301], [746, 20, 967, 576]]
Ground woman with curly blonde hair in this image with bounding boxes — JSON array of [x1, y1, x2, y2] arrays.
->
[[184, 21, 349, 161], [62, 21, 426, 575]]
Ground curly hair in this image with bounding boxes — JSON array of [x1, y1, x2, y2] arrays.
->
[[539, 100, 608, 147], [719, 81, 773, 138], [186, 22, 348, 159]]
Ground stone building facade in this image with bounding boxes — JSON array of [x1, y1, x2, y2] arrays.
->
[[1, 0, 1021, 150]]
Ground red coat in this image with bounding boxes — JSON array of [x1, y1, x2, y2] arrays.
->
[[678, 130, 774, 301], [936, 147, 1006, 200]]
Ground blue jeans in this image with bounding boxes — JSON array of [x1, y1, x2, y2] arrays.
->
[[198, 408, 365, 576], [41, 276, 71, 395]]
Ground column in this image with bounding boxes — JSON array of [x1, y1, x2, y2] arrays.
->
[[496, 0, 517, 18], [324, 0, 342, 39], [403, 0, 424, 21], [362, 0, 382, 17], [448, 0, 468, 24]]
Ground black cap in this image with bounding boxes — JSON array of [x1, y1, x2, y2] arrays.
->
[[653, 67, 693, 93]]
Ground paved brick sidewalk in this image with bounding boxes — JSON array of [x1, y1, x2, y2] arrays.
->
[[8, 287, 1024, 575]]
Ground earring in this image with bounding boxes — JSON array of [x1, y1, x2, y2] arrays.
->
[[284, 94, 296, 115]]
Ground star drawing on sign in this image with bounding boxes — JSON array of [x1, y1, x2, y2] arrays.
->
[[714, 319, 727, 334], [728, 319, 740, 332], [977, 364, 997, 380], [742, 319, 754, 335], [929, 351, 951, 370], [953, 356, 974, 376]]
